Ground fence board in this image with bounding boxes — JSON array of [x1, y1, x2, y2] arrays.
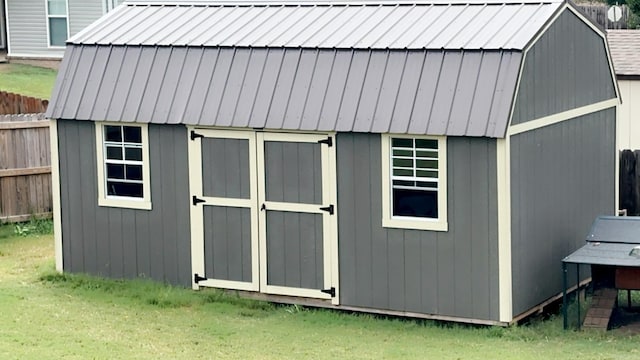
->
[[0, 91, 48, 115], [0, 113, 52, 222], [578, 4, 629, 30]]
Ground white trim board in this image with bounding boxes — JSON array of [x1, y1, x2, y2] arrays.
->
[[508, 98, 618, 136], [496, 137, 512, 322], [50, 119, 64, 272]]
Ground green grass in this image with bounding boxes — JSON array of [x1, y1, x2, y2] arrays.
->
[[1, 225, 640, 359], [0, 63, 58, 99]]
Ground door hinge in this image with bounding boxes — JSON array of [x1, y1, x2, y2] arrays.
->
[[319, 204, 334, 215], [192, 195, 206, 206], [190, 130, 204, 141], [321, 287, 336, 297], [318, 136, 333, 147], [194, 273, 207, 284]]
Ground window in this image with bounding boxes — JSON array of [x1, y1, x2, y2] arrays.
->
[[381, 135, 447, 231], [46, 0, 68, 47], [95, 123, 151, 210]]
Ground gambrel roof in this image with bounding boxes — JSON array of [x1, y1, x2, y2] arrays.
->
[[48, 0, 577, 138]]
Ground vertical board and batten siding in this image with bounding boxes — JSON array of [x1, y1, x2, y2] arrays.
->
[[6, 0, 105, 57], [510, 108, 616, 316], [511, 11, 616, 125], [337, 134, 500, 321], [57, 119, 191, 286]]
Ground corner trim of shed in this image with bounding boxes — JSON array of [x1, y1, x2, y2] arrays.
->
[[49, 119, 64, 272], [496, 137, 512, 322]]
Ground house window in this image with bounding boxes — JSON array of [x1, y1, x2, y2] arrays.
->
[[95, 123, 151, 210], [381, 135, 448, 231], [46, 0, 68, 47]]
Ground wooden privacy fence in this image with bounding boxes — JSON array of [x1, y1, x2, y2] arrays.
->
[[578, 4, 630, 29], [0, 113, 52, 223], [0, 91, 49, 115]]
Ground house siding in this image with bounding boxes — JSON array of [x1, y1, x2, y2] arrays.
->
[[57, 119, 191, 286], [511, 10, 616, 125], [510, 108, 616, 316], [336, 133, 500, 321], [6, 0, 105, 58], [617, 79, 640, 150]]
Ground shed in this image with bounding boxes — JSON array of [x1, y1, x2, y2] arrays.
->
[[608, 30, 640, 150], [46, 0, 619, 326]]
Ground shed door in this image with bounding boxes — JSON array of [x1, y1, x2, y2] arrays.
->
[[188, 130, 259, 291], [257, 133, 336, 300]]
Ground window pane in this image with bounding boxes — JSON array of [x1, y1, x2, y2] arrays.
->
[[48, 0, 66, 15], [393, 189, 438, 218], [107, 182, 143, 198], [393, 158, 413, 167], [393, 169, 413, 177], [125, 147, 142, 161], [106, 146, 122, 160], [105, 126, 122, 142], [416, 159, 438, 169], [416, 150, 438, 159], [393, 180, 415, 187], [416, 181, 438, 189], [392, 138, 412, 148], [393, 149, 412, 157], [126, 165, 143, 181], [416, 170, 438, 178], [48, 18, 67, 46], [415, 139, 438, 149], [106, 164, 125, 179], [123, 126, 142, 143]]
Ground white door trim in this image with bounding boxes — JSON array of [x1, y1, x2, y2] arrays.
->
[[188, 127, 259, 291]]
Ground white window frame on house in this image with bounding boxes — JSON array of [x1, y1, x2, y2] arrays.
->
[[95, 122, 151, 210], [381, 134, 448, 232], [45, 0, 69, 48]]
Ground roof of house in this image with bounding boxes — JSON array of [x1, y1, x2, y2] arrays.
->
[[70, 0, 563, 50], [48, 0, 572, 137], [607, 30, 640, 76]]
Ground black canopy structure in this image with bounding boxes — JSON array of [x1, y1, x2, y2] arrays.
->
[[562, 216, 640, 329]]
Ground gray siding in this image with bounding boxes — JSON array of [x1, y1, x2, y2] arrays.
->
[[202, 137, 250, 199], [58, 120, 191, 286], [337, 133, 500, 321], [68, 0, 105, 35], [266, 211, 324, 289], [204, 206, 252, 283], [264, 142, 322, 205], [6, 0, 105, 57], [511, 11, 616, 124], [48, 45, 521, 138], [510, 108, 616, 315]]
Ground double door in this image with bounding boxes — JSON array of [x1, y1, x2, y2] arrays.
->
[[188, 129, 338, 303]]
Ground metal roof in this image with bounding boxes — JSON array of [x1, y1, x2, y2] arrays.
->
[[69, 0, 563, 50], [585, 216, 640, 244], [607, 30, 640, 76], [563, 217, 640, 266], [563, 242, 640, 266], [47, 46, 521, 137]]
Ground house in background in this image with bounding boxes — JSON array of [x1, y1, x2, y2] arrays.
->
[[608, 30, 640, 150], [3, 0, 123, 61], [47, 0, 619, 326]]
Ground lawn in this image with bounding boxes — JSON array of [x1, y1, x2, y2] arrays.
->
[[0, 63, 58, 99], [1, 224, 640, 359]]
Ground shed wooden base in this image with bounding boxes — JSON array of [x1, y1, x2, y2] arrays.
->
[[222, 289, 507, 326]]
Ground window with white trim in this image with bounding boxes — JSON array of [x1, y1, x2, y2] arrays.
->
[[46, 0, 68, 47], [96, 123, 151, 210], [382, 135, 448, 231]]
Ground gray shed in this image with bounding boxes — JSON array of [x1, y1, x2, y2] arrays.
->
[[46, 0, 619, 325]]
